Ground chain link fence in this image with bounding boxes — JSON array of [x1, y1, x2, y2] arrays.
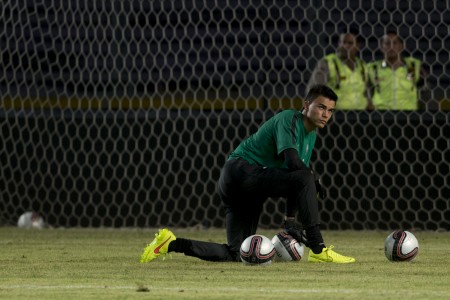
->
[[1, 1, 449, 229]]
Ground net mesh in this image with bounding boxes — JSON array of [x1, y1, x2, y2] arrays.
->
[[1, 0, 449, 230]]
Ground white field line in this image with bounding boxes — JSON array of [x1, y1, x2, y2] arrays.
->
[[0, 285, 449, 296], [0, 285, 356, 294]]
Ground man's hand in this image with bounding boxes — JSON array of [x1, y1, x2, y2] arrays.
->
[[283, 218, 309, 247]]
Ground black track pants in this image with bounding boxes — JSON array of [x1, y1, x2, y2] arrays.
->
[[185, 158, 318, 262]]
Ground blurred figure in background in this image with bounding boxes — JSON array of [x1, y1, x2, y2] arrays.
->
[[367, 30, 429, 110], [307, 28, 372, 110]]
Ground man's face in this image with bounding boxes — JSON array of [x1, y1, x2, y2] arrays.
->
[[338, 33, 359, 59], [304, 96, 336, 129], [380, 33, 403, 60]]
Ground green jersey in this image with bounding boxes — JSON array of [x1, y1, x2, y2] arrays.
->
[[229, 110, 316, 169]]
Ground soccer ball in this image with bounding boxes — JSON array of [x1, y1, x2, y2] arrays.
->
[[240, 234, 275, 265], [272, 232, 305, 261], [17, 211, 45, 229], [384, 230, 419, 262]]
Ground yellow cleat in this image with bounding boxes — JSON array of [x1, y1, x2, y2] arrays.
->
[[140, 229, 176, 263], [308, 245, 356, 263]]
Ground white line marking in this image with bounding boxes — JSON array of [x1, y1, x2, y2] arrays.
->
[[1, 285, 449, 296], [0, 285, 356, 293]]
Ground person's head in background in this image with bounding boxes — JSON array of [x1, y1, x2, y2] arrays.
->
[[380, 30, 404, 64], [337, 27, 361, 61], [337, 33, 360, 60]]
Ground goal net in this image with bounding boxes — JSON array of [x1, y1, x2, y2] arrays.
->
[[1, 0, 449, 230]]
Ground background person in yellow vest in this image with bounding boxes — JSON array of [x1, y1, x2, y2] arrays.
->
[[307, 29, 372, 110], [367, 31, 428, 110]]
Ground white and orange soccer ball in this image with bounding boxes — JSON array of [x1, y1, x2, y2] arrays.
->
[[17, 211, 45, 229], [272, 232, 305, 261], [240, 234, 276, 265], [384, 230, 419, 262]]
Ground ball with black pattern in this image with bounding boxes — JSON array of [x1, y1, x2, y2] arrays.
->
[[272, 232, 305, 261], [240, 235, 275, 265], [384, 230, 419, 262]]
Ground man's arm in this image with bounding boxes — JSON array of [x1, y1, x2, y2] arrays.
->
[[365, 66, 376, 110], [283, 148, 325, 198], [283, 148, 309, 171], [306, 59, 329, 93], [417, 63, 432, 110]]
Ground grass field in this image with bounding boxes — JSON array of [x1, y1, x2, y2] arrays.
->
[[1, 227, 449, 299]]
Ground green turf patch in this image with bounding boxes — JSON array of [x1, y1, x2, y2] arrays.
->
[[0, 228, 449, 299]]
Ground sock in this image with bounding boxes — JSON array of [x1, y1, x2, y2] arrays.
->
[[305, 225, 326, 254], [168, 238, 192, 253]]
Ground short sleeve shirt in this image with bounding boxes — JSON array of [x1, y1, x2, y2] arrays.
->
[[229, 110, 316, 168]]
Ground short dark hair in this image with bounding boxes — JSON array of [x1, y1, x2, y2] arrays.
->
[[304, 84, 338, 103], [384, 29, 403, 44], [336, 24, 363, 44]]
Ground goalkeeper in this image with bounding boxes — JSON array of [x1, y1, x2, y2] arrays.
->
[[141, 84, 355, 264]]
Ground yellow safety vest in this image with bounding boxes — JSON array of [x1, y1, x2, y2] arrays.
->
[[324, 53, 368, 110], [367, 57, 421, 110]]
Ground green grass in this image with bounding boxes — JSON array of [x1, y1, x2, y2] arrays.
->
[[0, 227, 449, 299]]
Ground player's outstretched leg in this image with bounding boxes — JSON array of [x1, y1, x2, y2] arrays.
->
[[140, 228, 176, 263], [308, 245, 356, 263]]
